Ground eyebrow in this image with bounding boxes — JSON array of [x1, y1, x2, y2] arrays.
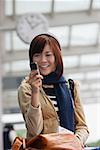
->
[[45, 50, 53, 53], [46, 50, 53, 53]]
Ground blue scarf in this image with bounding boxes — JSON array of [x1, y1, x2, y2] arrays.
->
[[42, 72, 75, 132]]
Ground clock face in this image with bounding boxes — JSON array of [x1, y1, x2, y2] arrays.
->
[[16, 13, 49, 44]]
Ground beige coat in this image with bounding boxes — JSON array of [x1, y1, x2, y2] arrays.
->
[[18, 76, 89, 144]]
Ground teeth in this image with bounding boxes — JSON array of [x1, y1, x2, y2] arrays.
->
[[41, 65, 49, 68]]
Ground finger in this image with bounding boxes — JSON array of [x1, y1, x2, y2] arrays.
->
[[36, 74, 43, 80], [35, 79, 42, 87], [30, 70, 38, 78], [29, 75, 42, 86], [31, 78, 42, 89]]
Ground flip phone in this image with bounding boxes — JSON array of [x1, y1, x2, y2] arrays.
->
[[30, 62, 38, 70], [30, 62, 40, 74]]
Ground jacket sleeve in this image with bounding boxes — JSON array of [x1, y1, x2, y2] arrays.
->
[[18, 82, 43, 138], [74, 81, 89, 145]]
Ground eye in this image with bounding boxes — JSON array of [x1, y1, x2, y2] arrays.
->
[[46, 53, 51, 56], [46, 52, 53, 57], [34, 53, 41, 57]]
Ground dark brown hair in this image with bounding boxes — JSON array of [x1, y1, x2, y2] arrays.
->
[[29, 33, 64, 78]]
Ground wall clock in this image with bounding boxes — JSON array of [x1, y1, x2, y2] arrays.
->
[[16, 13, 49, 44]]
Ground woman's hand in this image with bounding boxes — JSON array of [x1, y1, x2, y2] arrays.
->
[[28, 70, 43, 92], [28, 70, 43, 107]]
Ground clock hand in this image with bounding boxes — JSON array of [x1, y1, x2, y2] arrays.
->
[[25, 17, 33, 28], [25, 16, 43, 29], [31, 21, 44, 29]]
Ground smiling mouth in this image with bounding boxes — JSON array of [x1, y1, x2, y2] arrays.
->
[[40, 65, 49, 69]]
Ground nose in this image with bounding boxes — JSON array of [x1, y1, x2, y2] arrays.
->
[[40, 54, 47, 62]]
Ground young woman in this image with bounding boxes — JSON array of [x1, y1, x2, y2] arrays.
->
[[18, 33, 89, 147]]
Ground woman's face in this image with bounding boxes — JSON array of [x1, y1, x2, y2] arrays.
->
[[32, 44, 56, 76]]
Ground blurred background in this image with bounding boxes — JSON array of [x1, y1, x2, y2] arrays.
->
[[0, 0, 100, 149]]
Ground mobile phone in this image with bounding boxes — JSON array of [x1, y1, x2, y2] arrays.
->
[[30, 62, 40, 74]]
